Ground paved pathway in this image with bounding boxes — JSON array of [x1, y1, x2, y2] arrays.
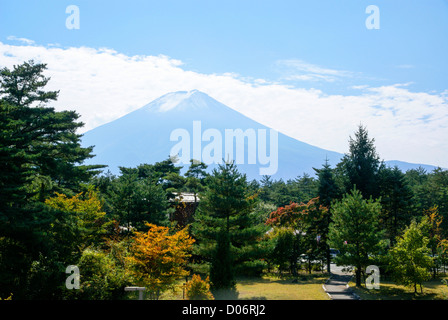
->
[[323, 264, 360, 300]]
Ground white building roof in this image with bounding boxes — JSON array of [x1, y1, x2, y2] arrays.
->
[[172, 192, 200, 203]]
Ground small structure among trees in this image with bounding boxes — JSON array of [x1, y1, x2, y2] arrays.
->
[[170, 192, 200, 228]]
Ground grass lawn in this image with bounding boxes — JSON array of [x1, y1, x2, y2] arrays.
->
[[349, 277, 448, 300], [155, 273, 330, 300], [236, 274, 329, 300]]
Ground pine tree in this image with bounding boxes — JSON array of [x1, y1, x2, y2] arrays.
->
[[0, 59, 102, 206], [0, 61, 104, 208], [378, 166, 413, 244], [411, 168, 448, 236], [185, 159, 208, 208], [192, 162, 265, 297], [0, 60, 59, 107], [294, 173, 318, 203], [339, 125, 382, 199], [328, 188, 384, 287], [209, 230, 237, 298], [315, 159, 341, 207], [0, 60, 104, 298], [108, 171, 169, 231], [259, 175, 273, 203]]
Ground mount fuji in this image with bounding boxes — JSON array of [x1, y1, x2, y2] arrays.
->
[[80, 90, 437, 181]]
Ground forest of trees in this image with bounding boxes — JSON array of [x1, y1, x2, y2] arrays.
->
[[1, 60, 448, 299]]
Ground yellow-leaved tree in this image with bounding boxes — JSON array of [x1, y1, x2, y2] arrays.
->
[[44, 189, 111, 252], [128, 223, 194, 300]]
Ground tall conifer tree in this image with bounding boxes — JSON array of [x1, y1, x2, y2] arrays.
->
[[192, 162, 266, 298], [0, 60, 103, 298], [339, 125, 382, 199]]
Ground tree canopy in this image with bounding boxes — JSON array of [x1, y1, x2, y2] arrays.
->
[[1, 60, 448, 300]]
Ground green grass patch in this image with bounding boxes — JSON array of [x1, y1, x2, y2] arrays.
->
[[236, 273, 330, 300], [349, 277, 448, 300], [138, 272, 330, 300]]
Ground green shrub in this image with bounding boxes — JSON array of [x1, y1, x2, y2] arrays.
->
[[70, 248, 131, 300]]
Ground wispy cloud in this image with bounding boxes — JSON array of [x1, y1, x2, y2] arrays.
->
[[6, 36, 35, 45], [0, 41, 447, 168], [395, 64, 415, 69], [275, 59, 354, 82]]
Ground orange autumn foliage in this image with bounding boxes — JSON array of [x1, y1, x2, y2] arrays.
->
[[266, 197, 327, 228], [184, 274, 214, 300], [128, 223, 195, 299]]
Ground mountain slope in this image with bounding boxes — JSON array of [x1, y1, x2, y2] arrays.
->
[[81, 90, 437, 180]]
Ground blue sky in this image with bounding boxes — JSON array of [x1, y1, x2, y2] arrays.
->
[[1, 0, 447, 93], [0, 0, 447, 168]]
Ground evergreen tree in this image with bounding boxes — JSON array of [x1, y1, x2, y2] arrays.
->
[[136, 177, 170, 227], [259, 175, 273, 203], [108, 170, 169, 231], [315, 159, 341, 207], [185, 159, 208, 206], [270, 179, 291, 207], [209, 230, 237, 298], [328, 188, 384, 287], [192, 162, 265, 297], [378, 166, 413, 244], [339, 125, 382, 199], [0, 61, 104, 298], [301, 198, 330, 274], [268, 227, 296, 275], [293, 173, 318, 203], [152, 157, 183, 190], [0, 61, 103, 206], [411, 168, 448, 236], [405, 167, 428, 188], [0, 60, 59, 107]]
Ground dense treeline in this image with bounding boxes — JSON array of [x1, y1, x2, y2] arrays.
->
[[1, 61, 447, 299]]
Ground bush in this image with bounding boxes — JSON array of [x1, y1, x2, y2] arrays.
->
[[70, 248, 131, 300], [184, 274, 214, 300]]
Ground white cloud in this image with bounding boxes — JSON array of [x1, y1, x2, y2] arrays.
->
[[6, 36, 35, 45], [395, 64, 415, 69], [275, 59, 354, 82], [0, 41, 447, 169]]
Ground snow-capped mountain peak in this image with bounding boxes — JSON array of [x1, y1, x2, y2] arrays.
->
[[81, 90, 438, 179], [146, 90, 213, 113]]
